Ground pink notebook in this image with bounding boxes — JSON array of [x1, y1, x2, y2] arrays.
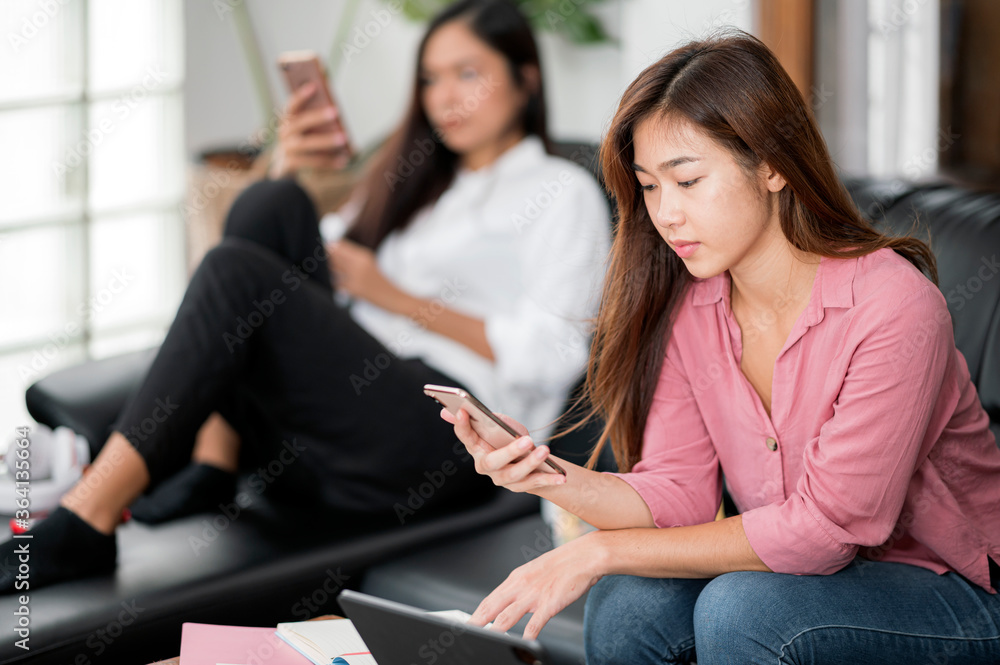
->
[[179, 623, 312, 665]]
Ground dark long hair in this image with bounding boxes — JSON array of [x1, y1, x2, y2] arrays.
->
[[345, 0, 550, 249], [587, 31, 937, 472]]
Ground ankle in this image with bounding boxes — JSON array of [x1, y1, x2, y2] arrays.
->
[[59, 496, 119, 535], [191, 454, 238, 474]]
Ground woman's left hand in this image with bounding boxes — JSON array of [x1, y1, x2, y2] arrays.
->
[[469, 531, 607, 640], [327, 239, 401, 308]]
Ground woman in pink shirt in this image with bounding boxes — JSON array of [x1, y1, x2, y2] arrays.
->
[[444, 32, 1000, 663]]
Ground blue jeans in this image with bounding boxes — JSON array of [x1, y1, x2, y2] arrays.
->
[[584, 560, 1000, 664]]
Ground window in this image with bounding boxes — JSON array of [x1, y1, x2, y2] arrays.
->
[[866, 0, 940, 178], [0, 0, 186, 444]]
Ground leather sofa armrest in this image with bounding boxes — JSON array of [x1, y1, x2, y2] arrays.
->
[[25, 348, 157, 456]]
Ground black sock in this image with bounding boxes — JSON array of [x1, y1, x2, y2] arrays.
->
[[0, 507, 117, 594], [129, 463, 237, 524]]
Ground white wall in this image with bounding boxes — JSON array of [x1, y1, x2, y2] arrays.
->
[[183, 0, 753, 158], [620, 0, 753, 81]]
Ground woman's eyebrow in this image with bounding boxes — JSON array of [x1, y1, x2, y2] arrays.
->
[[421, 57, 484, 75], [632, 156, 701, 173]]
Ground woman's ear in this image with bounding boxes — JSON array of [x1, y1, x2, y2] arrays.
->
[[519, 63, 541, 97], [761, 162, 787, 193]]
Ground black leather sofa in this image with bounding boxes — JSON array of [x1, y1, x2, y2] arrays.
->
[[4, 170, 999, 665]]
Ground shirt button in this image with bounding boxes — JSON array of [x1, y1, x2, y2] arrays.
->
[[765, 437, 778, 451]]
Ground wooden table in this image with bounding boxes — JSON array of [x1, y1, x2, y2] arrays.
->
[[148, 615, 343, 664]]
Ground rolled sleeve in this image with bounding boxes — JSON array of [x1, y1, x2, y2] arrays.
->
[[611, 333, 723, 528], [742, 285, 959, 575]]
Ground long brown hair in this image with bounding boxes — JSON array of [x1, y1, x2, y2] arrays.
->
[[587, 31, 937, 472], [346, 0, 551, 249]]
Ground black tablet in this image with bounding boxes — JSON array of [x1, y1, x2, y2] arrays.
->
[[337, 590, 548, 665]]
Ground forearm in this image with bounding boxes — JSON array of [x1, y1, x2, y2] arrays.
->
[[533, 458, 657, 530], [388, 290, 495, 361], [589, 515, 771, 579]]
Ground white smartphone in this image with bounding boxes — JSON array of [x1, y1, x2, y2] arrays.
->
[[424, 384, 566, 475]]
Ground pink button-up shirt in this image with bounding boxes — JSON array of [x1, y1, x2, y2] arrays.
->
[[614, 248, 1000, 592]]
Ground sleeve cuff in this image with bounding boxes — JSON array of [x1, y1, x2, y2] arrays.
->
[[607, 471, 719, 528], [742, 499, 858, 575]]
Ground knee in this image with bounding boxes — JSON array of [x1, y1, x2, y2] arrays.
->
[[585, 575, 698, 664], [224, 178, 312, 241], [693, 571, 780, 663], [197, 238, 269, 284]]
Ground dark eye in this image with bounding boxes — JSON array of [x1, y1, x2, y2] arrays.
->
[[678, 178, 700, 188], [640, 183, 656, 192]]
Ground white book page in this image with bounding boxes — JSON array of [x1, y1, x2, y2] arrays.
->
[[277, 619, 372, 663]]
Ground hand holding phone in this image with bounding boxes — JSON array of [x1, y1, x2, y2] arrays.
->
[[424, 384, 566, 476], [273, 50, 354, 177]]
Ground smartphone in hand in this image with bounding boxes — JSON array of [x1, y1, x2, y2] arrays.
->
[[277, 50, 354, 160], [424, 384, 566, 475]]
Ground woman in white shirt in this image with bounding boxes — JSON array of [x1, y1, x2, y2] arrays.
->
[[0, 0, 610, 592]]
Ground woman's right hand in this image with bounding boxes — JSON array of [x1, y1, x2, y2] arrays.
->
[[269, 82, 351, 179], [441, 408, 566, 493]]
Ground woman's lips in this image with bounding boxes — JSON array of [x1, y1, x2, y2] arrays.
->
[[671, 241, 701, 259]]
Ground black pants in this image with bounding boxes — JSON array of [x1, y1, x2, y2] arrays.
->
[[113, 179, 494, 521]]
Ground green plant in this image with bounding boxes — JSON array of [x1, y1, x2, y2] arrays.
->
[[394, 0, 613, 44]]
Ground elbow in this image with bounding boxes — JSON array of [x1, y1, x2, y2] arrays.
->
[[779, 544, 859, 576]]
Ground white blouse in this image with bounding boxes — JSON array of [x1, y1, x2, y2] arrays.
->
[[321, 135, 611, 437]]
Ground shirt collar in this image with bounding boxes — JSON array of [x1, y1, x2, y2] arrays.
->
[[690, 253, 858, 324], [455, 134, 546, 180]]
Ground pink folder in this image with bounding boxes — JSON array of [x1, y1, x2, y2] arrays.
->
[[179, 623, 312, 665]]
